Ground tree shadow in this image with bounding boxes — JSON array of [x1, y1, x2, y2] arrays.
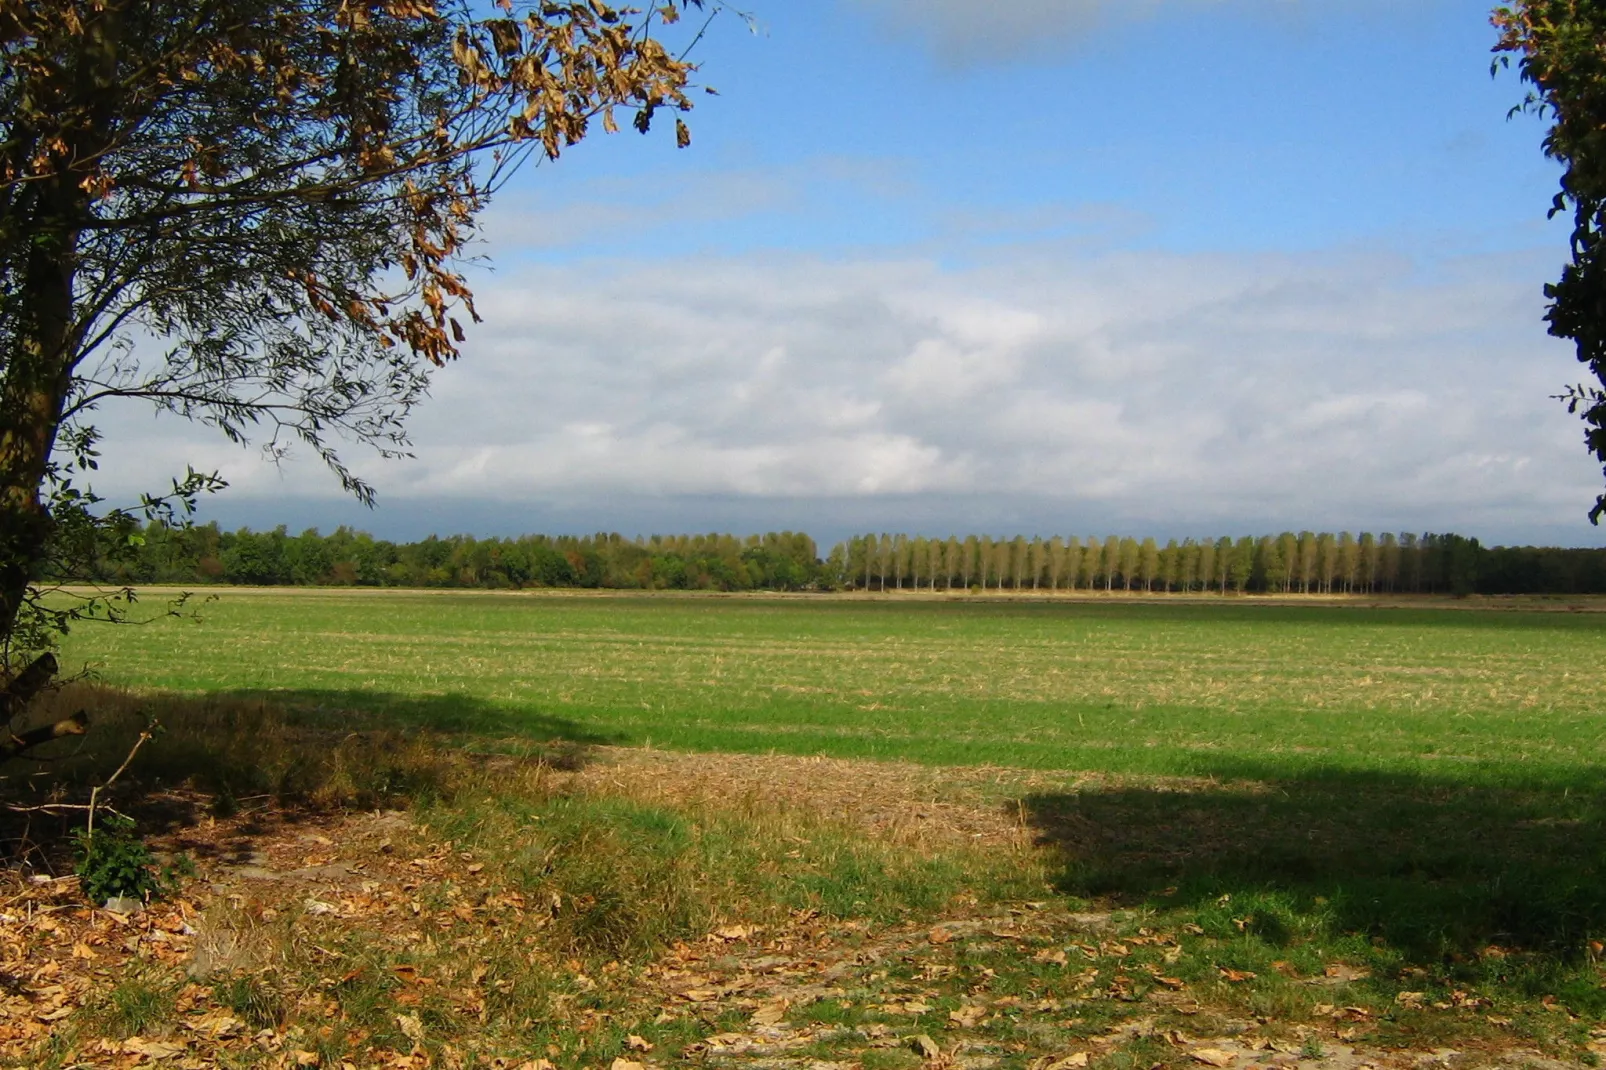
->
[[0, 685, 619, 872], [1022, 764, 1606, 965], [207, 686, 619, 744]]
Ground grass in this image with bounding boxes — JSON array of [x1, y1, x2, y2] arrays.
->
[[12, 588, 1606, 1067], [51, 587, 1606, 788]]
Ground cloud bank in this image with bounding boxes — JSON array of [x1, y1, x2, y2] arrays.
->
[[86, 240, 1601, 546]]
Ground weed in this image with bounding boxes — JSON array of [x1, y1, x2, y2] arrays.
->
[[72, 814, 176, 903]]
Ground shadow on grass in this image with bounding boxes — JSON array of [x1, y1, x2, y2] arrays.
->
[[0, 684, 618, 869], [1024, 765, 1606, 967], [207, 686, 618, 744]]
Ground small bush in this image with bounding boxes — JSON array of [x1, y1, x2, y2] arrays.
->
[[72, 815, 163, 903]]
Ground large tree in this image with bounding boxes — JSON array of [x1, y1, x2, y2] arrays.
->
[[1494, 2, 1606, 520], [0, 0, 704, 671]]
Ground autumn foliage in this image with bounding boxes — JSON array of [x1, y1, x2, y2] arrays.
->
[[0, 0, 703, 669]]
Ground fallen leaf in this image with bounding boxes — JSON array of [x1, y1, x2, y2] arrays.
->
[[678, 988, 719, 1003], [1033, 948, 1068, 966], [751, 998, 789, 1026], [928, 926, 953, 946], [293, 1051, 321, 1067], [392, 965, 420, 984], [1217, 968, 1256, 983], [714, 925, 753, 941], [1152, 975, 1185, 989], [1040, 1047, 1092, 1066], [908, 1034, 942, 1060], [626, 1035, 654, 1052], [515, 1061, 556, 1070], [611, 1059, 646, 1070], [949, 1005, 987, 1028], [397, 1013, 425, 1044], [903, 1000, 932, 1014], [124, 1037, 187, 1059], [1192, 1049, 1236, 1067], [71, 941, 97, 960]]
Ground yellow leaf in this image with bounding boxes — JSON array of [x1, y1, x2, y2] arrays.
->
[[751, 998, 788, 1026], [948, 1004, 986, 1027], [1192, 1049, 1236, 1067], [1044, 1054, 1089, 1070]]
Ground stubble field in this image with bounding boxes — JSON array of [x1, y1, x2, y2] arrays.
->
[[57, 587, 1606, 788]]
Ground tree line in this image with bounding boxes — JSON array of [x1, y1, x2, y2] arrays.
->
[[73, 523, 822, 593], [59, 522, 1606, 596]]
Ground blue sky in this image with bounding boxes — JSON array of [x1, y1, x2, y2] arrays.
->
[[98, 0, 1605, 547]]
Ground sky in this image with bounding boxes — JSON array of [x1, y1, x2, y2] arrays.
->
[[91, 0, 1606, 548]]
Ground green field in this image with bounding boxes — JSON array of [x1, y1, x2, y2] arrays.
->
[[30, 588, 1606, 1061], [58, 588, 1606, 788]]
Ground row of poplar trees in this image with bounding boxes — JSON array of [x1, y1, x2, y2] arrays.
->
[[826, 532, 1483, 595]]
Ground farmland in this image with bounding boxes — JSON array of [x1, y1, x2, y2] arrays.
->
[[58, 588, 1606, 788], [16, 589, 1606, 1069]]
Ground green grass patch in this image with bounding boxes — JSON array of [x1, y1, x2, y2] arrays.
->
[[53, 589, 1606, 789]]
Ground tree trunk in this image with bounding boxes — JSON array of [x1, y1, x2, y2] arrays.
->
[[0, 174, 82, 657]]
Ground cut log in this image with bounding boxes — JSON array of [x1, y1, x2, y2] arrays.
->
[[0, 709, 88, 760], [0, 651, 58, 721]]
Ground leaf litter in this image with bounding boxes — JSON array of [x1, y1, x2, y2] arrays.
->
[[1, 746, 1599, 1069]]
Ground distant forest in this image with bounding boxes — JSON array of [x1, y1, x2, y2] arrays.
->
[[61, 522, 1606, 596]]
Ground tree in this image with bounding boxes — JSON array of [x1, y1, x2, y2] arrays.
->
[[1495, 3, 1606, 520], [1230, 536, 1255, 593], [0, 0, 706, 672], [1063, 536, 1083, 590], [1213, 536, 1233, 594]]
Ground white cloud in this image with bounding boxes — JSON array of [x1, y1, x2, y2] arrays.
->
[[81, 240, 1601, 544]]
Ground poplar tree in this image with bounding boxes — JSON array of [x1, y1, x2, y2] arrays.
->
[[1138, 536, 1159, 591], [1197, 539, 1216, 594], [1230, 536, 1255, 592], [1046, 535, 1065, 591], [1064, 536, 1083, 590], [1080, 536, 1101, 590], [1214, 536, 1234, 594]]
